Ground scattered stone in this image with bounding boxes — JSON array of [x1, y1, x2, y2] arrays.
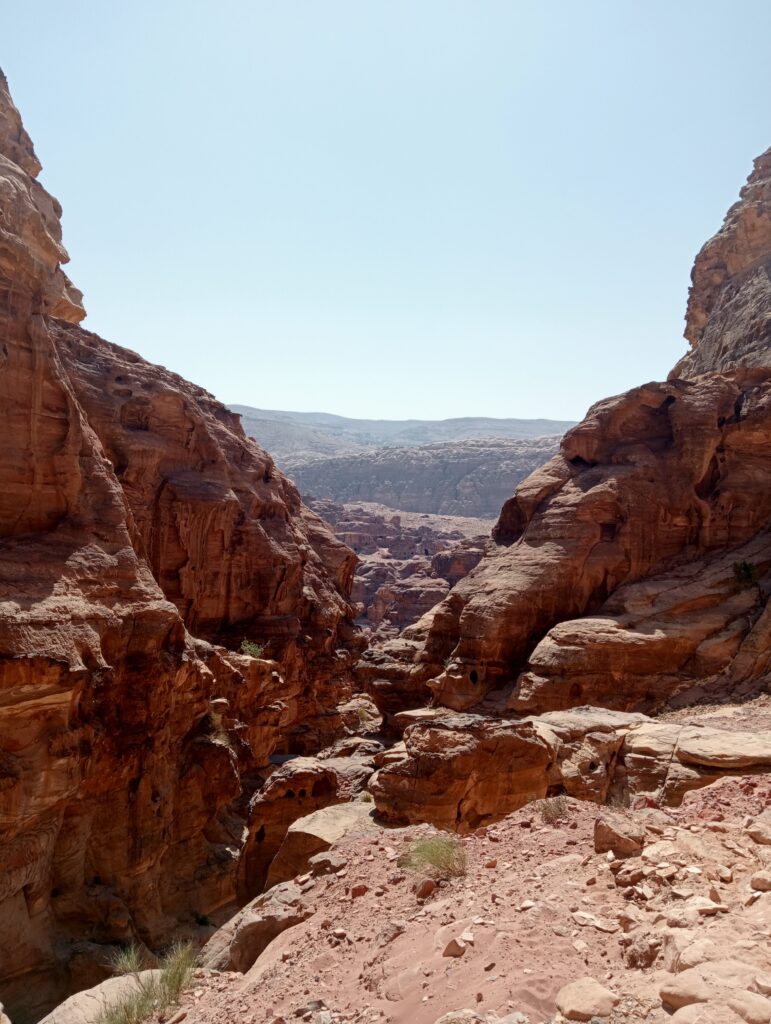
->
[[442, 938, 467, 958], [749, 871, 771, 892]]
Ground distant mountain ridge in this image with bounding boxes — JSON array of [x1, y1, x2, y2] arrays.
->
[[229, 405, 576, 467]]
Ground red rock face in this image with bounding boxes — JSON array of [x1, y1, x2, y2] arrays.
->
[[676, 146, 771, 377], [0, 71, 358, 1022], [361, 148, 771, 723]]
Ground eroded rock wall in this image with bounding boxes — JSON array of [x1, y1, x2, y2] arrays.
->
[[360, 145, 771, 724], [0, 71, 358, 1022], [676, 147, 771, 377]]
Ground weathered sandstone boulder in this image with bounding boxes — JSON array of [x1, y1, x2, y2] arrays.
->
[[37, 973, 165, 1024], [265, 800, 380, 888], [200, 880, 314, 973], [237, 757, 345, 897], [555, 977, 619, 1020]]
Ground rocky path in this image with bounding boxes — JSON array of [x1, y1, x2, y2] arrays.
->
[[146, 775, 771, 1024]]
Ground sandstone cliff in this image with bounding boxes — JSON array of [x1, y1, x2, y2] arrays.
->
[[675, 146, 771, 377], [289, 437, 561, 517], [361, 147, 771, 725], [308, 499, 488, 633], [0, 71, 358, 1022]]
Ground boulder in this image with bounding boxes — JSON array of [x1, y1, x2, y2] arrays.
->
[[38, 973, 162, 1024], [555, 977, 619, 1020], [265, 801, 380, 889], [594, 811, 646, 857], [200, 881, 314, 973]]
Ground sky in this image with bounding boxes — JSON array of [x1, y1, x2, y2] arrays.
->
[[4, 2, 771, 422]]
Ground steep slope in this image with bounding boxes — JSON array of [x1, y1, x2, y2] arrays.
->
[[0, 71, 358, 1022], [361, 147, 771, 724]]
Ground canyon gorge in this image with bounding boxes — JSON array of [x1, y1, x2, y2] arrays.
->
[[1, 68, 771, 1024]]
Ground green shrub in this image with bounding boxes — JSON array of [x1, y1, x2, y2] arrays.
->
[[240, 639, 265, 657], [398, 835, 467, 878]]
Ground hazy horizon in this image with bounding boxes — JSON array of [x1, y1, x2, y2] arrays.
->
[[5, 1, 771, 421]]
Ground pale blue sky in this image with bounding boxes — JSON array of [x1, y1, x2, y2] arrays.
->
[[5, 2, 771, 420]]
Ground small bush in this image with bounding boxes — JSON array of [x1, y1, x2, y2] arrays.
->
[[537, 795, 569, 824], [157, 941, 195, 1004], [240, 639, 265, 657], [100, 942, 195, 1024], [733, 560, 760, 590], [359, 790, 374, 803], [398, 835, 467, 879], [109, 943, 144, 976]]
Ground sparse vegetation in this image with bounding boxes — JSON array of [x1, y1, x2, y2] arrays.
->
[[357, 706, 369, 728], [537, 794, 569, 823], [359, 790, 374, 803], [733, 560, 760, 590], [194, 912, 211, 926], [100, 942, 195, 1024], [397, 835, 467, 878], [109, 943, 145, 976], [240, 639, 265, 657]]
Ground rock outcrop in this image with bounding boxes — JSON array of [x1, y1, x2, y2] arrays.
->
[[361, 371, 771, 720], [0, 71, 358, 1021], [358, 145, 771, 725], [369, 708, 771, 831], [676, 147, 771, 378]]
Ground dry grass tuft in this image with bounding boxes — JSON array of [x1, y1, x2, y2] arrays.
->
[[100, 942, 195, 1024], [398, 835, 467, 878], [537, 794, 569, 823]]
